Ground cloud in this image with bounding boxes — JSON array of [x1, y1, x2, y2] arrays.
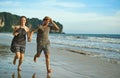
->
[[56, 10, 120, 33], [51, 2, 86, 8], [0, 1, 21, 7], [115, 10, 120, 16], [19, 0, 86, 10], [0, 0, 120, 33]]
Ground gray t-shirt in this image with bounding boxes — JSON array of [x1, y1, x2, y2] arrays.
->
[[37, 25, 50, 45]]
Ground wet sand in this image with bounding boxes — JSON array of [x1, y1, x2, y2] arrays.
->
[[0, 35, 120, 78]]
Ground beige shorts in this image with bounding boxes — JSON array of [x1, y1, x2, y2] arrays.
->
[[37, 43, 50, 54]]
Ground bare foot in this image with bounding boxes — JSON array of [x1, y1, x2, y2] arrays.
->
[[33, 55, 37, 62], [47, 69, 52, 73], [18, 66, 22, 71]]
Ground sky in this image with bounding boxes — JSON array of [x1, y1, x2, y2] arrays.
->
[[0, 0, 120, 34]]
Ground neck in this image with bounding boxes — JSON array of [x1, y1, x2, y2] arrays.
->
[[42, 22, 49, 26], [20, 24, 25, 27], [42, 24, 48, 27]]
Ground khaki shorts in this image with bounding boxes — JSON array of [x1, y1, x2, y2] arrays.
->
[[37, 43, 50, 54]]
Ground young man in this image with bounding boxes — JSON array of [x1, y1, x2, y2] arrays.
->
[[32, 16, 59, 73]]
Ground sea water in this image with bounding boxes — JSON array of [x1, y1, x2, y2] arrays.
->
[[0, 33, 120, 62], [49, 34, 120, 62]]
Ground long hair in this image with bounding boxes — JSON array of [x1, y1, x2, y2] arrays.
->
[[20, 16, 27, 25]]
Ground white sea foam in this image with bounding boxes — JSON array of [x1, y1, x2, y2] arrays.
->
[[1, 33, 120, 62], [49, 34, 120, 61]]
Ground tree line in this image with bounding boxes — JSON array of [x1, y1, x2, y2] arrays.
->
[[0, 12, 63, 33]]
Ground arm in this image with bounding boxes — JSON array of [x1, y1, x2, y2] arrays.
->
[[26, 27, 33, 42], [27, 25, 39, 42], [50, 19, 60, 30], [12, 26, 19, 36]]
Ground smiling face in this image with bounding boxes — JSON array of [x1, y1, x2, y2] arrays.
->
[[42, 16, 51, 26], [43, 19, 50, 25], [20, 16, 27, 26]]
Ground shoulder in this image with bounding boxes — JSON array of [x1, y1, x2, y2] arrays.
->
[[12, 25, 20, 30]]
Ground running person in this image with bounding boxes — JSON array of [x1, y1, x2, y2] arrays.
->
[[10, 16, 32, 71], [32, 16, 59, 73]]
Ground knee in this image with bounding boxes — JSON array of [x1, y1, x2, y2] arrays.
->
[[16, 55, 20, 59], [45, 54, 50, 59], [19, 54, 24, 61], [19, 57, 24, 61], [15, 52, 20, 59]]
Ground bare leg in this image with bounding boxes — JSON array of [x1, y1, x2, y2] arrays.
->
[[18, 53, 24, 71], [32, 73, 36, 78], [13, 52, 20, 65], [33, 53, 41, 62], [13, 56, 17, 65], [45, 53, 52, 73]]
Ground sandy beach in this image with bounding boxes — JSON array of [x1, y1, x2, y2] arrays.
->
[[0, 34, 120, 78]]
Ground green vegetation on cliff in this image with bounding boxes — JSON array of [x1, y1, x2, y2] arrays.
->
[[0, 12, 63, 33]]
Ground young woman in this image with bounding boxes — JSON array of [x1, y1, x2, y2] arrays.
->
[[10, 16, 32, 71], [32, 16, 59, 73]]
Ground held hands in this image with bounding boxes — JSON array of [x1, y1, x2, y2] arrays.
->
[[28, 31, 34, 42]]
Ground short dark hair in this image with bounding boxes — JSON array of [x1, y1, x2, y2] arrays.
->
[[43, 16, 51, 21]]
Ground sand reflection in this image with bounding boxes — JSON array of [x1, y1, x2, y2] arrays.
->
[[32, 73, 51, 78], [12, 71, 21, 78], [12, 71, 51, 78]]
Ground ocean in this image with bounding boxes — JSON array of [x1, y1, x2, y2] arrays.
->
[[0, 33, 120, 63], [50, 34, 120, 62]]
